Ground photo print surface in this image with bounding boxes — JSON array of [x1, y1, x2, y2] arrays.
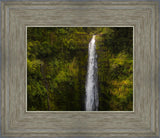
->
[[27, 27, 133, 111]]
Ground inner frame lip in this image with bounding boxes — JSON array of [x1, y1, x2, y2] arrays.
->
[[25, 26, 135, 113]]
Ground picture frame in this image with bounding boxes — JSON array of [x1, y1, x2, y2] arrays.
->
[[1, 1, 159, 137]]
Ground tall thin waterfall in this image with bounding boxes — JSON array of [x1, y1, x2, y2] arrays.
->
[[85, 35, 98, 111]]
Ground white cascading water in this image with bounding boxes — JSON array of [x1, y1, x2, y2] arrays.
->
[[85, 35, 99, 111]]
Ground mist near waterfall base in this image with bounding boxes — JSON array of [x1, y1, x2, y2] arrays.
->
[[27, 27, 133, 111]]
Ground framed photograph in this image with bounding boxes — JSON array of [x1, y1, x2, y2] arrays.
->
[[1, 1, 159, 137]]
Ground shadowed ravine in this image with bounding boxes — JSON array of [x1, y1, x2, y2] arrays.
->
[[85, 35, 99, 111]]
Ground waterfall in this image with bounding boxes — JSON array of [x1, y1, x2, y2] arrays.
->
[[85, 35, 98, 111]]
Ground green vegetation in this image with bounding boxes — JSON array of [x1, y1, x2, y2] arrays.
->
[[27, 27, 133, 111]]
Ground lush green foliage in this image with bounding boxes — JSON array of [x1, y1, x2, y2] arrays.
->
[[27, 27, 133, 111]]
